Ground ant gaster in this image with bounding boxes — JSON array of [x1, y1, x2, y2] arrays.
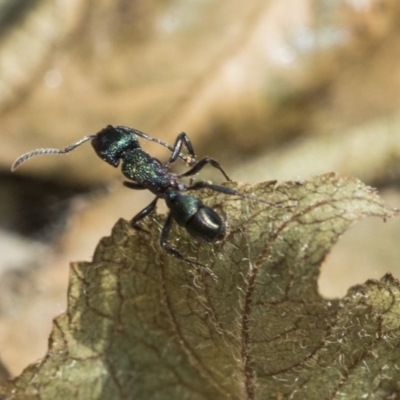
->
[[12, 125, 253, 266]]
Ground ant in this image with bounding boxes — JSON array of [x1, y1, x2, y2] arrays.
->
[[12, 125, 272, 267]]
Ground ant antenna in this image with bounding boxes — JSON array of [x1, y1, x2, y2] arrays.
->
[[120, 126, 196, 166], [185, 181, 294, 210], [11, 135, 95, 171]]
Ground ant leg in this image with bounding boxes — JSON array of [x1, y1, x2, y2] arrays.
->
[[166, 132, 197, 167], [123, 181, 146, 190], [160, 213, 183, 259], [129, 197, 158, 233], [178, 158, 232, 182], [160, 212, 207, 267]]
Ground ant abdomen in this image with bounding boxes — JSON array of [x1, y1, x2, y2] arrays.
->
[[186, 206, 225, 242], [165, 190, 225, 242]]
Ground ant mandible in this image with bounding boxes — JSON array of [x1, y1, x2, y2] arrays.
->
[[12, 125, 249, 266]]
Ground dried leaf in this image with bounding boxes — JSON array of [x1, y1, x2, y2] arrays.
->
[[1, 174, 399, 400]]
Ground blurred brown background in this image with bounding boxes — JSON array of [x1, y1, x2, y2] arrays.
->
[[1, 0, 400, 380]]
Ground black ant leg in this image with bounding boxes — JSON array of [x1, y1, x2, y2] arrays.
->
[[178, 158, 232, 182], [160, 213, 188, 260], [160, 212, 206, 267], [166, 132, 197, 167], [123, 181, 147, 190], [129, 197, 159, 233]]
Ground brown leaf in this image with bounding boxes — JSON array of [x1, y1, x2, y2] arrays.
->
[[1, 174, 399, 400]]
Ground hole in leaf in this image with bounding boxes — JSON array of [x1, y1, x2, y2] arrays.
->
[[319, 209, 400, 298]]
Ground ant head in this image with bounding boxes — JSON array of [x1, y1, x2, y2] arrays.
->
[[91, 125, 140, 167]]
